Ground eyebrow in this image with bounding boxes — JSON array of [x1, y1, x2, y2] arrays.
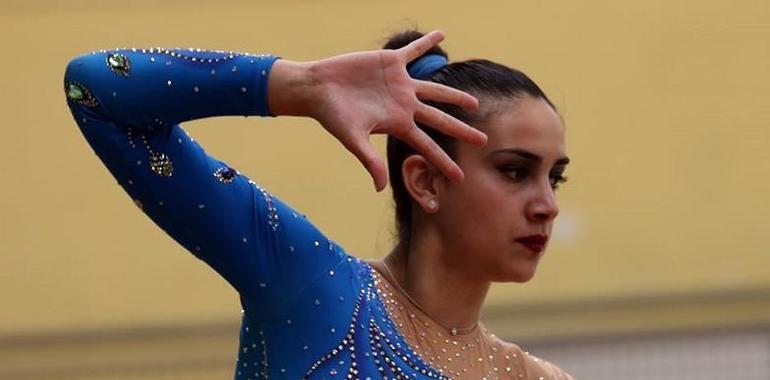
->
[[491, 148, 570, 166]]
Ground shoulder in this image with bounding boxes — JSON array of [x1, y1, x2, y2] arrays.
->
[[521, 351, 575, 380], [488, 334, 576, 380]]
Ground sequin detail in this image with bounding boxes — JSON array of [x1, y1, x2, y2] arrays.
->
[[371, 266, 531, 379], [237, 317, 269, 379], [90, 47, 272, 65], [106, 53, 131, 76], [302, 294, 362, 379], [253, 184, 278, 231], [65, 81, 98, 108], [214, 166, 237, 184], [149, 152, 173, 177], [129, 130, 173, 177], [302, 263, 449, 380]]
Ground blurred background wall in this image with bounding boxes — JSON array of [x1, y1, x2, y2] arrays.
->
[[1, 0, 768, 378]]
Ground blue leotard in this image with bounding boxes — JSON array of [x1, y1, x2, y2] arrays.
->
[[64, 47, 453, 380]]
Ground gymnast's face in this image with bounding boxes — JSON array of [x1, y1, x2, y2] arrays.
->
[[436, 95, 568, 283]]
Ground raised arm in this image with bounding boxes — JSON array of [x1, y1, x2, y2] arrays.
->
[[63, 32, 485, 319], [65, 48, 277, 126], [64, 47, 288, 298]]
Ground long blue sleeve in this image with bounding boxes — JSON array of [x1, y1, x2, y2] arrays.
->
[[63, 48, 354, 325], [63, 48, 479, 380], [65, 48, 276, 125]]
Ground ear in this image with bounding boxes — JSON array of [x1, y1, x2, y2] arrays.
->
[[402, 154, 443, 214]]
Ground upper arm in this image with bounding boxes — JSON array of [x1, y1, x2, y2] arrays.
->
[[66, 99, 265, 292], [63, 49, 347, 319]]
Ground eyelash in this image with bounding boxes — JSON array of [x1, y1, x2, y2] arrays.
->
[[550, 175, 568, 190], [501, 167, 568, 190]]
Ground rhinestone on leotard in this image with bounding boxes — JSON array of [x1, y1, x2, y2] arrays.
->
[[65, 81, 98, 108], [149, 152, 173, 177], [214, 166, 237, 184], [106, 53, 131, 76]]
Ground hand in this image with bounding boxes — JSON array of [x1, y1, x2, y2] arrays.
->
[[269, 31, 487, 191]]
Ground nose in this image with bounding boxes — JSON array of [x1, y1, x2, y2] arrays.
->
[[526, 181, 559, 222]]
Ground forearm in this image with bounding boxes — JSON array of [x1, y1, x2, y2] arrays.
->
[[64, 48, 279, 128]]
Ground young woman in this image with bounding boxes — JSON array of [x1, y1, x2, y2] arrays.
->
[[64, 30, 573, 379]]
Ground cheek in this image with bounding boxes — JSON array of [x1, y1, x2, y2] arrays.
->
[[443, 172, 519, 241]]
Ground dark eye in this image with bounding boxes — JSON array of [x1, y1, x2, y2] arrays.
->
[[501, 166, 528, 181], [550, 175, 568, 190]]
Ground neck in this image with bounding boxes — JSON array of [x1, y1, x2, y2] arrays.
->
[[377, 233, 491, 333]]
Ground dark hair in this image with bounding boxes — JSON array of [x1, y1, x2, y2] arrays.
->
[[384, 30, 556, 249]]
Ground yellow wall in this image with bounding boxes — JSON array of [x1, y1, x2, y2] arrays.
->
[[2, 0, 769, 342]]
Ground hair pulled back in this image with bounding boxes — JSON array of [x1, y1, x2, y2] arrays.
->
[[384, 30, 555, 249]]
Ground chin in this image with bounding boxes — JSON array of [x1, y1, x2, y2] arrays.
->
[[493, 264, 538, 283], [494, 251, 542, 282], [509, 271, 537, 283]]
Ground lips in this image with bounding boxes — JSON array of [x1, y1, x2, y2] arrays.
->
[[515, 235, 548, 254]]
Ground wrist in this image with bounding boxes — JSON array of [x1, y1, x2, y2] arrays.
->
[[267, 59, 320, 117]]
